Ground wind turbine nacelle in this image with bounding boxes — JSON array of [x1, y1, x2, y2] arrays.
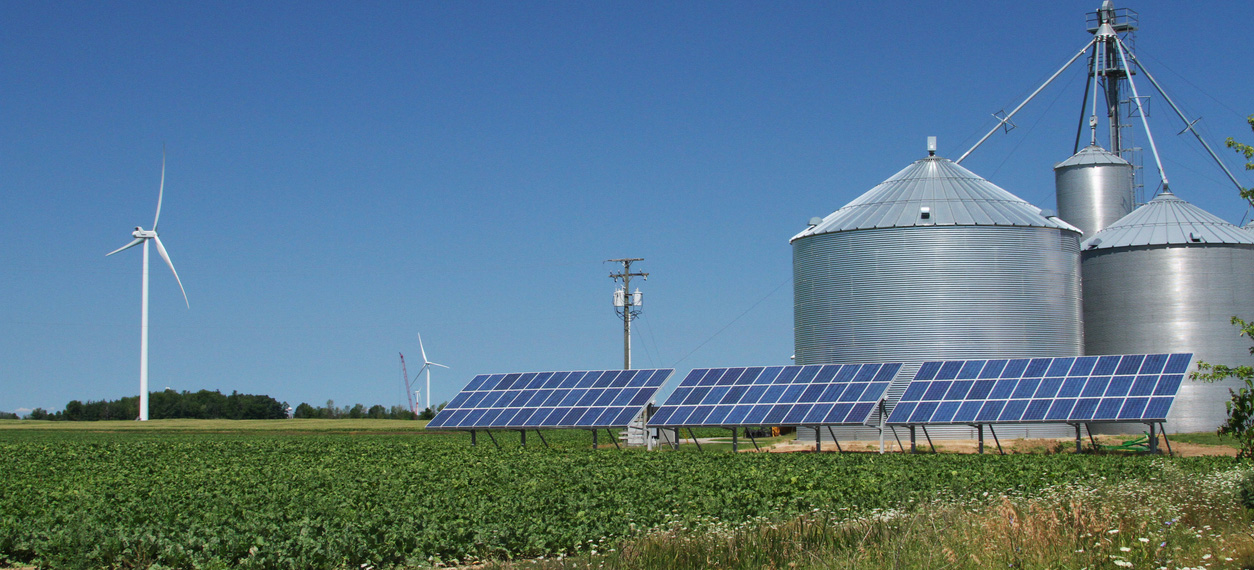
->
[[133, 228, 156, 238]]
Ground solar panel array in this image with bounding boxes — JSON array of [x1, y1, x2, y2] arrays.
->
[[426, 369, 673, 430], [885, 353, 1192, 426], [647, 363, 902, 427]]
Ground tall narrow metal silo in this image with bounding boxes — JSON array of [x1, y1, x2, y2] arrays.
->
[[791, 145, 1085, 440], [1082, 190, 1254, 433], [1054, 144, 1134, 237]]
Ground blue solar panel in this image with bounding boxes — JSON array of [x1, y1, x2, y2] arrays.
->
[[647, 363, 903, 427], [886, 354, 1192, 425], [426, 369, 674, 430]]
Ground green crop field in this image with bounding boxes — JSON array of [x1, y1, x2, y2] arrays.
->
[[0, 422, 1247, 569]]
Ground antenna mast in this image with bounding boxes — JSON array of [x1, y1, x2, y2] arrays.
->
[[607, 258, 648, 370]]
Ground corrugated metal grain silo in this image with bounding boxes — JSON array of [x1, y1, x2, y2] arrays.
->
[[1054, 144, 1134, 238], [791, 145, 1085, 440], [1082, 190, 1254, 433]]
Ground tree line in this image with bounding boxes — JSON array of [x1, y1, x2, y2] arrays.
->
[[15, 390, 288, 421], [4, 390, 445, 421], [290, 400, 441, 420]]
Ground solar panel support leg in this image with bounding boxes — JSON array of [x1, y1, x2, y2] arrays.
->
[[673, 428, 680, 450], [977, 424, 984, 454], [909, 426, 916, 454], [731, 428, 738, 452], [536, 430, 550, 449], [921, 425, 936, 453], [828, 426, 842, 453], [889, 426, 904, 453], [1159, 422, 1173, 456], [1086, 423, 1097, 450], [878, 402, 887, 454], [815, 425, 822, 453], [1148, 423, 1158, 454], [520, 430, 526, 447], [989, 425, 1004, 455], [688, 428, 702, 452], [592, 429, 598, 449], [746, 430, 761, 452], [1074, 423, 1081, 453], [607, 428, 621, 450], [471, 430, 477, 446], [486, 430, 500, 449]]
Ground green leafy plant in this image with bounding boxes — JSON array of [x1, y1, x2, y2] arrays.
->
[[1229, 114, 1254, 202]]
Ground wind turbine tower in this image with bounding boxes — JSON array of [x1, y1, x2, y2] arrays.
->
[[416, 333, 448, 413], [106, 149, 189, 421]]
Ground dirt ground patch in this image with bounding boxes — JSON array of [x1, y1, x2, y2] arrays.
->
[[760, 434, 1236, 456]]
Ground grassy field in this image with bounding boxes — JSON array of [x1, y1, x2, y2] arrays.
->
[[2, 422, 1251, 569], [1168, 430, 1241, 448]]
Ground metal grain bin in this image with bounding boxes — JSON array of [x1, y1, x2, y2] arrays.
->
[[791, 151, 1084, 441], [1054, 144, 1134, 238], [1082, 190, 1254, 433]]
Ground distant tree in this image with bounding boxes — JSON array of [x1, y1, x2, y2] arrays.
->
[[388, 405, 417, 420], [348, 403, 365, 419], [367, 405, 387, 419], [63, 400, 84, 421], [25, 408, 50, 420], [0, 412, 18, 420], [293, 403, 319, 419], [324, 400, 337, 419]]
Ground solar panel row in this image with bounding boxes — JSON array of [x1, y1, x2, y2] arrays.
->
[[886, 354, 1191, 425], [426, 369, 672, 430], [648, 363, 900, 427]]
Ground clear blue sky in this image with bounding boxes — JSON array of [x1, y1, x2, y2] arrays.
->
[[3, 1, 1251, 415]]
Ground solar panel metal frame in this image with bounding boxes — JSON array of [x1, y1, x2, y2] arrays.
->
[[646, 363, 903, 428], [425, 368, 674, 430], [885, 354, 1192, 426]]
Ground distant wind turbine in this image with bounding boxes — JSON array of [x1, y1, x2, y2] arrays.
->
[[106, 149, 189, 421], [416, 333, 448, 413]]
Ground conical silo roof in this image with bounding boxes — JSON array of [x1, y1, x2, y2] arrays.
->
[[1081, 190, 1254, 250], [792, 155, 1077, 242], [1054, 144, 1130, 169]]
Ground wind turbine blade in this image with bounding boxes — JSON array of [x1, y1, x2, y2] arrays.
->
[[418, 333, 428, 362], [430, 362, 450, 369], [106, 237, 144, 257], [152, 235, 189, 308], [153, 147, 166, 231]]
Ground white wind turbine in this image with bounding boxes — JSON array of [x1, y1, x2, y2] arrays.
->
[[416, 333, 448, 413], [106, 150, 189, 421]]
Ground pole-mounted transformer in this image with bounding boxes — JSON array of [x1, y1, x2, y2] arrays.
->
[[607, 258, 647, 370]]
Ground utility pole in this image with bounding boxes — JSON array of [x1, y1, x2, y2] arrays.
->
[[607, 258, 647, 369]]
